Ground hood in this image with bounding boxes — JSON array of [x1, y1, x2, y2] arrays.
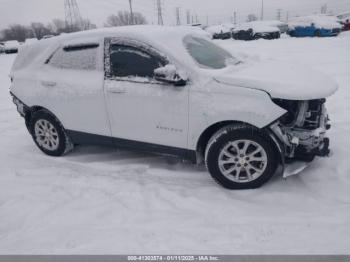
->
[[214, 60, 338, 100]]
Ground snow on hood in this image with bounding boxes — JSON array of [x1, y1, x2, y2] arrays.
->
[[214, 60, 338, 100], [233, 21, 280, 33], [289, 15, 342, 30]]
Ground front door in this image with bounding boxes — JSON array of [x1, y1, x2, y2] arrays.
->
[[104, 38, 189, 149]]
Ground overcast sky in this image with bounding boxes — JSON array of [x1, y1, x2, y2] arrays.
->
[[0, 0, 349, 29]]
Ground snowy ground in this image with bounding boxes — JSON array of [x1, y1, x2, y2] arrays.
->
[[0, 33, 350, 254]]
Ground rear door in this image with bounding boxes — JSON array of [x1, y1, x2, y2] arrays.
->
[[104, 38, 189, 149], [39, 41, 111, 138]]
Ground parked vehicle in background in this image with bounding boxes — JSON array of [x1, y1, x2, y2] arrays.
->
[[259, 20, 288, 33], [232, 21, 280, 40], [0, 43, 5, 54], [288, 15, 342, 37], [205, 24, 233, 40], [4, 40, 20, 54], [10, 26, 337, 189], [341, 19, 350, 31], [24, 38, 39, 45], [42, 35, 55, 39], [337, 12, 350, 31]]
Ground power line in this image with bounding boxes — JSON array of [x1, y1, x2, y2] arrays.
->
[[64, 0, 83, 31], [186, 10, 190, 24], [129, 0, 134, 25], [276, 8, 282, 21], [176, 7, 181, 25]]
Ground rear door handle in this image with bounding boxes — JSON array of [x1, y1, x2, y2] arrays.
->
[[41, 81, 57, 87]]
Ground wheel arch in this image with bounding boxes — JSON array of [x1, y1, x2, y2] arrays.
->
[[195, 120, 284, 166], [25, 106, 61, 129]]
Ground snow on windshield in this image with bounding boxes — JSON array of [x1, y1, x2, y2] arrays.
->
[[183, 35, 238, 69]]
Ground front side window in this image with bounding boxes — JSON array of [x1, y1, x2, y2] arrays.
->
[[48, 45, 99, 71], [184, 35, 238, 69], [109, 44, 165, 79]]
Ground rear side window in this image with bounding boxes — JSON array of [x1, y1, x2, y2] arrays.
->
[[48, 44, 99, 71], [109, 45, 165, 78]]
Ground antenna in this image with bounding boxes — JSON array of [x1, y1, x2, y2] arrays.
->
[[64, 0, 83, 31], [156, 0, 164, 25]]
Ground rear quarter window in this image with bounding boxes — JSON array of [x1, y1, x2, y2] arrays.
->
[[47, 45, 99, 71]]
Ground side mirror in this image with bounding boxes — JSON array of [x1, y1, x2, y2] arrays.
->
[[154, 65, 187, 86]]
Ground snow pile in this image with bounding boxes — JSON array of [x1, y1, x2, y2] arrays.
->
[[289, 15, 342, 30], [233, 21, 280, 33], [1, 28, 350, 255]]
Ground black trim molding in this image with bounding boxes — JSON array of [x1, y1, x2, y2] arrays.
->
[[66, 130, 197, 162]]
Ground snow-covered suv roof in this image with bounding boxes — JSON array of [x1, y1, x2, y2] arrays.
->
[[289, 15, 342, 30], [233, 21, 280, 33], [12, 25, 209, 73]]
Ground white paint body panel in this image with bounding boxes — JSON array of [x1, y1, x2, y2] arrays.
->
[[215, 60, 338, 100], [105, 79, 189, 148], [9, 26, 338, 153]]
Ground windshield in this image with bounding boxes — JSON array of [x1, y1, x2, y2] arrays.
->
[[183, 35, 238, 69]]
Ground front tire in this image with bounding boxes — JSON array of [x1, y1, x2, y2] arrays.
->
[[29, 110, 74, 156], [205, 124, 279, 189]]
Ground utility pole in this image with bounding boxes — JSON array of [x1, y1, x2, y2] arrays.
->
[[156, 0, 164, 25], [234, 11, 237, 25], [64, 0, 83, 31], [276, 9, 282, 21], [286, 11, 289, 22], [206, 14, 209, 26], [186, 10, 191, 24], [260, 0, 264, 20], [195, 14, 199, 24], [176, 7, 181, 25], [129, 0, 134, 25]]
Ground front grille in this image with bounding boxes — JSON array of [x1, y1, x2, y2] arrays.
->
[[273, 99, 326, 129]]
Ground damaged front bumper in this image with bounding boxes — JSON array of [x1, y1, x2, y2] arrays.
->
[[268, 99, 331, 175]]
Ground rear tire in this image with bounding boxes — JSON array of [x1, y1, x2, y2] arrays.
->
[[205, 124, 279, 189], [29, 110, 74, 156]]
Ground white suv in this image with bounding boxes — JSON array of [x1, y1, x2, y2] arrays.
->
[[10, 26, 337, 189]]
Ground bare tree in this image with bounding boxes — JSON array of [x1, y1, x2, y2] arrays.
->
[[1, 24, 33, 42], [49, 19, 68, 34], [247, 14, 258, 22], [81, 18, 97, 30], [30, 22, 53, 39], [104, 11, 147, 27]]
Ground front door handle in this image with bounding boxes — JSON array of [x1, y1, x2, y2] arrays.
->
[[41, 81, 57, 87]]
